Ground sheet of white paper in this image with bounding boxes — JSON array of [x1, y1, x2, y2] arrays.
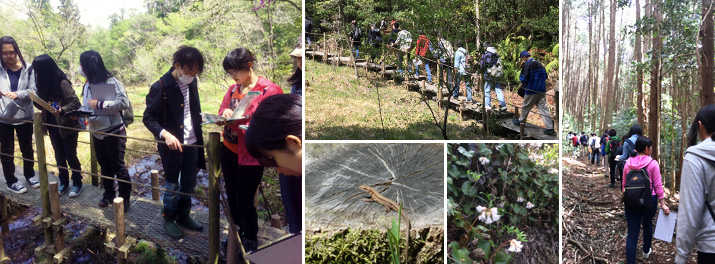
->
[[654, 210, 677, 243], [89, 84, 117, 116]]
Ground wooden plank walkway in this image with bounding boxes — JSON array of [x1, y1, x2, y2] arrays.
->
[[0, 167, 286, 258], [308, 49, 558, 139]]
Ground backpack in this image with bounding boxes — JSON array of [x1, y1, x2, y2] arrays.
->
[[625, 138, 636, 158], [397, 30, 412, 52], [122, 98, 134, 126], [352, 27, 362, 40], [487, 54, 503, 78], [443, 40, 454, 59], [305, 17, 312, 32], [623, 160, 655, 211], [580, 135, 588, 145], [368, 28, 382, 46], [609, 138, 621, 158]]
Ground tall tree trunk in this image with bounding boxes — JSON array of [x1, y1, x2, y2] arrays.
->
[[649, 0, 662, 161], [636, 0, 645, 127], [702, 0, 715, 106], [604, 0, 617, 130], [475, 0, 480, 49]]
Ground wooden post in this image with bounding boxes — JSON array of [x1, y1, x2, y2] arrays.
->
[[226, 226, 240, 264], [0, 195, 7, 236], [150, 170, 160, 201], [520, 123, 526, 140], [90, 136, 99, 186], [555, 90, 560, 132], [207, 132, 221, 264], [480, 76, 488, 138], [0, 222, 6, 263], [33, 112, 54, 260], [514, 105, 520, 119], [459, 99, 465, 121], [323, 32, 327, 63], [113, 197, 126, 264], [49, 182, 65, 253]]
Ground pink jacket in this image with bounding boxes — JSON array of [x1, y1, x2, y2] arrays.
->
[[218, 77, 283, 166], [622, 155, 665, 199]]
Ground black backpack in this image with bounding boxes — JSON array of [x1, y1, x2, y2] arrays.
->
[[623, 161, 655, 211], [352, 27, 362, 40], [609, 138, 621, 158]]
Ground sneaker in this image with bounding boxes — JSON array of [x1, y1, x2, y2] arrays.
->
[[242, 239, 258, 253], [68, 185, 82, 198], [26, 176, 40, 189], [512, 119, 521, 126], [164, 220, 184, 240], [500, 106, 508, 111], [58, 184, 69, 196], [609, 183, 615, 188], [544, 129, 556, 136], [98, 198, 110, 208], [8, 182, 27, 194], [643, 248, 652, 259]]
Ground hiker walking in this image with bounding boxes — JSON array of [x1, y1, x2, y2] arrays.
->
[[451, 42, 472, 102], [676, 104, 715, 264], [605, 129, 621, 188], [367, 23, 383, 63], [511, 51, 555, 136], [413, 30, 432, 83], [349, 20, 362, 59], [589, 133, 601, 165], [480, 42, 506, 111], [434, 34, 454, 88], [622, 136, 669, 264], [619, 124, 643, 163]]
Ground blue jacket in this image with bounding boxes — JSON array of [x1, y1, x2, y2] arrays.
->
[[620, 134, 640, 161], [519, 58, 547, 95], [454, 47, 467, 75]]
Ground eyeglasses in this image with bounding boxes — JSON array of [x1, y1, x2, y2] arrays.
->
[[1, 51, 16, 57]]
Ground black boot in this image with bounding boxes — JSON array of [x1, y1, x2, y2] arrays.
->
[[162, 208, 183, 239], [176, 199, 203, 232]]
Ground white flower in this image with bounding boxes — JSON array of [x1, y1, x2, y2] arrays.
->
[[479, 157, 490, 166], [475, 205, 500, 224], [517, 197, 525, 203], [526, 202, 535, 209], [548, 168, 559, 174], [507, 239, 523, 253]]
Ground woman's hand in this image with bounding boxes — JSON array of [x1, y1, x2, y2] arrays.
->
[[162, 132, 183, 152], [89, 99, 99, 109], [661, 204, 670, 215], [4, 92, 17, 100], [221, 109, 234, 118]]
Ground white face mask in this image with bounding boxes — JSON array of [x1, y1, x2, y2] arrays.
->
[[79, 65, 85, 78], [177, 67, 195, 84]]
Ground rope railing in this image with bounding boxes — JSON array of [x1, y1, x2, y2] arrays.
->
[[0, 151, 209, 200]]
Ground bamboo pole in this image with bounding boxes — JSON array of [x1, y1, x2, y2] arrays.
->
[[208, 132, 221, 264], [90, 137, 99, 186], [49, 182, 65, 252], [33, 112, 54, 260], [151, 170, 160, 201], [113, 197, 126, 264]]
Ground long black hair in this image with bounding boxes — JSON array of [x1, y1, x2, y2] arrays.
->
[[80, 50, 112, 84], [33, 54, 68, 101], [624, 124, 643, 141], [245, 94, 302, 166], [687, 104, 715, 146], [0, 36, 26, 69]]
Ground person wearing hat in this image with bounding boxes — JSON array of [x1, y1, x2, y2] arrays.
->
[[512, 50, 555, 136], [288, 40, 302, 96]]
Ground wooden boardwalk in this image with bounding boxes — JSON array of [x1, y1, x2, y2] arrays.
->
[[306, 49, 558, 140], [0, 167, 286, 258]]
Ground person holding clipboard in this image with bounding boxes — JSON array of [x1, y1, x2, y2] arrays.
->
[[79, 50, 132, 210], [32, 54, 82, 197], [0, 36, 39, 194]]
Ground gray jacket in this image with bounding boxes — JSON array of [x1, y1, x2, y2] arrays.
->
[[81, 77, 129, 139], [0, 65, 36, 124], [676, 137, 715, 263]]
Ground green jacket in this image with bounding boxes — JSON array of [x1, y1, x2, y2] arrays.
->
[[604, 136, 620, 154]]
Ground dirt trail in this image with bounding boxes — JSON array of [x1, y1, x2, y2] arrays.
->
[[561, 152, 696, 264]]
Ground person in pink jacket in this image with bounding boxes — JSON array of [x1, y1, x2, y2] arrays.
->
[[218, 47, 283, 252], [621, 136, 670, 264]]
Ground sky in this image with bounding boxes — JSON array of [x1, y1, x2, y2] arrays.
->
[[51, 0, 147, 28]]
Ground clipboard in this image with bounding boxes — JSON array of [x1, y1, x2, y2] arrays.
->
[[200, 91, 260, 125], [64, 110, 94, 117], [28, 91, 59, 119], [88, 83, 117, 116]]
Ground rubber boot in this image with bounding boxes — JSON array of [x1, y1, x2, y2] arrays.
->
[[176, 199, 203, 232], [163, 207, 184, 239]]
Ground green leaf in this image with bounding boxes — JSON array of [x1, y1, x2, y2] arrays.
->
[[450, 243, 472, 264], [494, 251, 513, 264], [461, 181, 477, 196], [477, 240, 492, 257]]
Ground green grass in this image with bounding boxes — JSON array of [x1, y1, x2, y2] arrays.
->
[[306, 60, 492, 140]]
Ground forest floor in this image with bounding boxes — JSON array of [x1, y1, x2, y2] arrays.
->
[[561, 150, 698, 263], [305, 59, 555, 140]]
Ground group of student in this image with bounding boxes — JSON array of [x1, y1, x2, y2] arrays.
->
[[567, 104, 715, 264], [0, 35, 304, 252], [347, 20, 555, 136]]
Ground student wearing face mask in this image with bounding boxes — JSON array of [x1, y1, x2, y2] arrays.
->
[[0, 36, 39, 194], [143, 46, 206, 240], [218, 47, 283, 252]]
